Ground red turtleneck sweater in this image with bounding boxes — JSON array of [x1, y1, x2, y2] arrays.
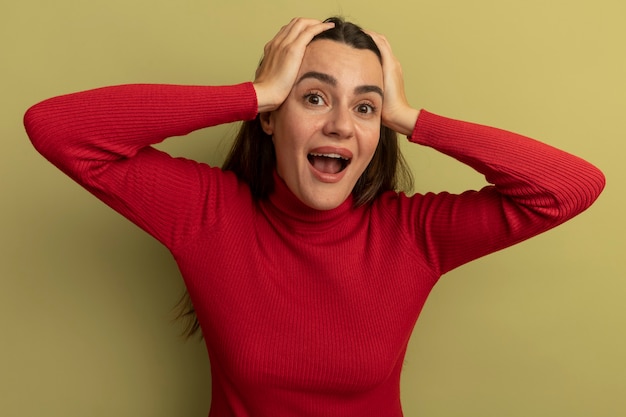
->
[[24, 82, 604, 417]]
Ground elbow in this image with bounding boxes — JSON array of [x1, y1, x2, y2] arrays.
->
[[24, 97, 72, 166], [591, 165, 606, 199], [582, 163, 606, 211], [577, 161, 606, 211], [557, 162, 606, 222], [24, 100, 54, 159]]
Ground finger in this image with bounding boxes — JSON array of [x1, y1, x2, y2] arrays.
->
[[365, 30, 394, 63], [270, 18, 307, 44], [253, 18, 335, 110], [261, 18, 332, 69], [258, 19, 333, 81], [279, 18, 335, 50], [266, 18, 321, 49], [258, 19, 330, 73]]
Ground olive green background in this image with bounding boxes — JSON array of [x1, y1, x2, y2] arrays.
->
[[2, 1, 624, 416]]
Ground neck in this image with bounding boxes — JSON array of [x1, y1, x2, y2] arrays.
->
[[263, 171, 356, 233]]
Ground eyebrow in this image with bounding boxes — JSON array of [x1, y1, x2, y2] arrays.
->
[[297, 71, 383, 98]]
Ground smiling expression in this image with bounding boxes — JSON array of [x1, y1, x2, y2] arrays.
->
[[260, 39, 384, 210]]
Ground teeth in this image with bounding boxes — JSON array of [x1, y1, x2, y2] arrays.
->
[[309, 152, 349, 160]]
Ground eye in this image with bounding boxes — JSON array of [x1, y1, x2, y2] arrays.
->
[[303, 92, 326, 106], [355, 103, 377, 115]]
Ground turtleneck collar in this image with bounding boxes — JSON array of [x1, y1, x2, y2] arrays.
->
[[261, 171, 358, 233]]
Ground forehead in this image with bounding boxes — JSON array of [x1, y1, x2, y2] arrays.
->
[[299, 39, 383, 86]]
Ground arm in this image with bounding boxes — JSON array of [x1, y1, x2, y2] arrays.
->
[[404, 110, 605, 275], [23, 18, 336, 249], [24, 83, 258, 248], [367, 31, 605, 275]]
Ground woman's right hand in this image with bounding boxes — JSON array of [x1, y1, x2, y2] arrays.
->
[[253, 18, 335, 113]]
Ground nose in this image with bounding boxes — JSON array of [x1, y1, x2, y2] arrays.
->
[[322, 106, 355, 139]]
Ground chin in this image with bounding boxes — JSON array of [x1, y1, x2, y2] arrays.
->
[[310, 201, 342, 211], [301, 192, 349, 211], [285, 169, 356, 210]]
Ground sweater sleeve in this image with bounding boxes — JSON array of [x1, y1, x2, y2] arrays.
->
[[394, 110, 605, 276], [24, 83, 259, 249]]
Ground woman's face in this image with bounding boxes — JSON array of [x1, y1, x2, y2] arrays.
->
[[261, 39, 384, 210]]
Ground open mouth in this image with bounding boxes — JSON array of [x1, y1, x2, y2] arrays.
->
[[307, 152, 351, 175]]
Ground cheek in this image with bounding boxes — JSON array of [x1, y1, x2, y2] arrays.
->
[[360, 126, 382, 159], [271, 121, 308, 176], [273, 114, 322, 154]]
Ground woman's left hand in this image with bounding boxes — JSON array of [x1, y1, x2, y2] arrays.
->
[[366, 31, 419, 136]]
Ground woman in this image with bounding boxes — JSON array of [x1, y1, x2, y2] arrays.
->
[[24, 16, 604, 417]]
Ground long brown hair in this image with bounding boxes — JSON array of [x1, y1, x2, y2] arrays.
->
[[175, 16, 414, 339]]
